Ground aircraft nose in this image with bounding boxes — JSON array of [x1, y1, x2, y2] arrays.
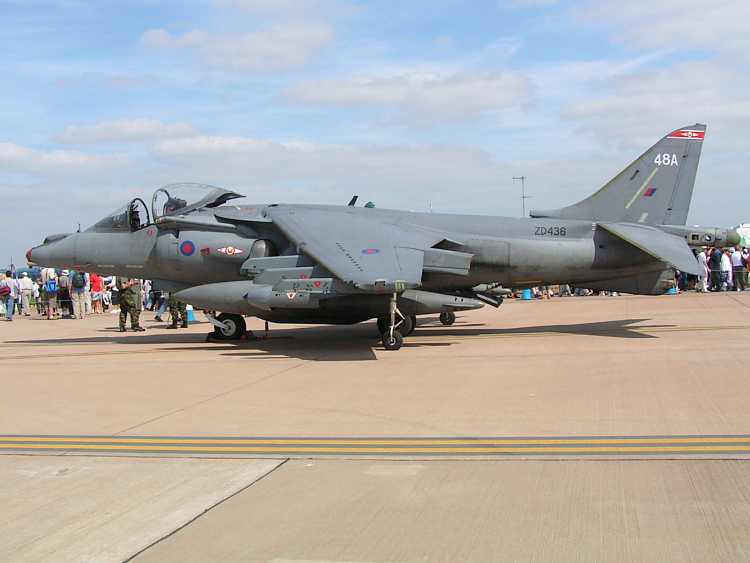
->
[[28, 234, 77, 268], [26, 248, 33, 264]]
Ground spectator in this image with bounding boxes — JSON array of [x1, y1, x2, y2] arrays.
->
[[58, 270, 73, 318], [34, 279, 43, 315], [696, 248, 709, 292], [90, 273, 104, 314], [709, 247, 723, 291], [0, 271, 18, 321], [41, 267, 59, 320], [18, 272, 34, 316], [69, 269, 88, 319], [720, 249, 732, 291], [731, 246, 747, 291]]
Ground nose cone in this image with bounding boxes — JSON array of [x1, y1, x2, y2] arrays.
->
[[26, 248, 34, 265], [29, 234, 78, 268]]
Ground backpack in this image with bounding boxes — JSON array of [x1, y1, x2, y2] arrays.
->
[[45, 279, 58, 294], [0, 283, 10, 298], [72, 272, 86, 289]]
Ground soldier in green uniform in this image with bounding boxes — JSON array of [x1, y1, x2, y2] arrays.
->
[[167, 293, 188, 329], [116, 277, 145, 332]]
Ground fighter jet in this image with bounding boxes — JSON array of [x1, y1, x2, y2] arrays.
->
[[28, 123, 736, 350]]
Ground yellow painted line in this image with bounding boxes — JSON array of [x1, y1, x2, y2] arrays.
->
[[1, 437, 750, 446], [1, 444, 749, 454]]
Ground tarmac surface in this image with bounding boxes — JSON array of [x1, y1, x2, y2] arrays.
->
[[1, 292, 750, 561]]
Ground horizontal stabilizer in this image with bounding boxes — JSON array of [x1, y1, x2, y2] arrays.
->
[[598, 222, 701, 275]]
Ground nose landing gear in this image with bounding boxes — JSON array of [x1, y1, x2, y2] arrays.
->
[[206, 312, 247, 340]]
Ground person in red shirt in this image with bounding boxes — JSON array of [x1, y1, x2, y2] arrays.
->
[[90, 273, 104, 314]]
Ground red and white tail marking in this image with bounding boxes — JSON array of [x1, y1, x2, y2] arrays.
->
[[667, 129, 705, 140]]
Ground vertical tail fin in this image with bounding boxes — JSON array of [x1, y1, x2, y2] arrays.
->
[[530, 124, 706, 226]]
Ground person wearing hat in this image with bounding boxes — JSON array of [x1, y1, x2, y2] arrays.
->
[[18, 272, 34, 316], [41, 267, 59, 319], [58, 269, 74, 318]]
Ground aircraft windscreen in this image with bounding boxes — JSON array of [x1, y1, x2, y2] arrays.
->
[[86, 199, 150, 233], [87, 205, 130, 232]]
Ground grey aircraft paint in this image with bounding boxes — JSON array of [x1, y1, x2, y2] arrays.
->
[[27, 124, 739, 349]]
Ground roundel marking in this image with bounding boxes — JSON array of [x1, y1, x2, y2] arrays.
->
[[180, 240, 196, 256], [361, 248, 380, 255]]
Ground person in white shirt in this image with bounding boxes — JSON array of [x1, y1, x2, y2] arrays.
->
[[18, 272, 34, 316], [731, 246, 747, 291], [696, 248, 709, 292], [720, 250, 733, 291]]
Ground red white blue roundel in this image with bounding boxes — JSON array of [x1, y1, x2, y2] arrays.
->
[[180, 240, 196, 256], [361, 248, 380, 255]]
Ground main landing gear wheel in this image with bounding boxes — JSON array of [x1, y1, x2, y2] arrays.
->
[[382, 330, 403, 351], [439, 311, 456, 326], [214, 313, 246, 340]]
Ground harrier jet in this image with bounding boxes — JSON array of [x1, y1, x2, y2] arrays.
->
[[29, 124, 734, 350]]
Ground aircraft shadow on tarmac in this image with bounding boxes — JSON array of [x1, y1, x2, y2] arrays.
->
[[8, 317, 668, 363]]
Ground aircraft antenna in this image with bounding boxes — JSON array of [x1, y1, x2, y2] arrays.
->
[[512, 176, 531, 218]]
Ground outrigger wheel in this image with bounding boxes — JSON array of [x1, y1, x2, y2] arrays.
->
[[214, 313, 247, 340], [439, 311, 456, 326]]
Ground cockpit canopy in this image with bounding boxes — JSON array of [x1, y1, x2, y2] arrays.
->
[[87, 184, 244, 233], [152, 183, 244, 221]]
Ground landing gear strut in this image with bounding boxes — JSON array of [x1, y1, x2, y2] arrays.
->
[[377, 313, 415, 337], [381, 292, 404, 351]]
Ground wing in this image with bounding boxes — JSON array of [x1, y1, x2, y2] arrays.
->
[[267, 206, 459, 291], [599, 222, 701, 275]]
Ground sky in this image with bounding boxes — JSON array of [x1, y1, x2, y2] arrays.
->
[[2, 0, 749, 266]]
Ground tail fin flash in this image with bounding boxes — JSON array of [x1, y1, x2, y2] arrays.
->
[[530, 124, 706, 226]]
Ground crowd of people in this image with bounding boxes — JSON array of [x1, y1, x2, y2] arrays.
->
[[519, 246, 750, 298], [692, 246, 749, 292], [0, 268, 190, 331]]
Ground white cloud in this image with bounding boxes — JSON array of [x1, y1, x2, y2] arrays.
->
[[56, 119, 198, 144], [563, 61, 750, 150], [0, 143, 129, 176], [140, 23, 334, 72], [287, 72, 531, 119], [149, 134, 622, 217], [574, 0, 750, 59]]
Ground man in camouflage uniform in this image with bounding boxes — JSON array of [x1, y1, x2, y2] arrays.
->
[[167, 293, 188, 329], [116, 277, 145, 332]]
